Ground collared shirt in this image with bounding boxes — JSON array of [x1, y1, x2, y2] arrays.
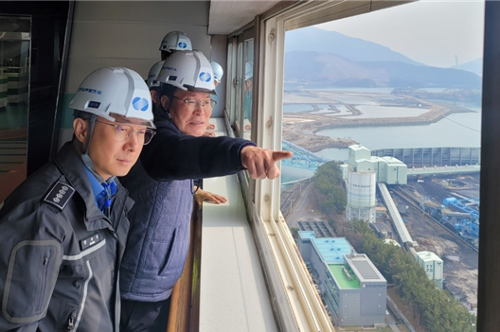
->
[[84, 167, 116, 216]]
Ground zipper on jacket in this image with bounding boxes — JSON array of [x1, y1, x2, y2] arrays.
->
[[67, 315, 76, 330], [35, 253, 50, 311], [71, 260, 94, 331]]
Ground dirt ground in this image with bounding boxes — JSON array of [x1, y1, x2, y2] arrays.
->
[[387, 173, 479, 312]]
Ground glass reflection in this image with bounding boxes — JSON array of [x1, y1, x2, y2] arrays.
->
[[0, 16, 30, 202]]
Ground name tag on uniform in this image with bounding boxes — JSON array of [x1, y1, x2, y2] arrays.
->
[[43, 181, 75, 210], [80, 233, 103, 251]]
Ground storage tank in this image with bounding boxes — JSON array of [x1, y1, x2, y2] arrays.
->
[[346, 171, 376, 223]]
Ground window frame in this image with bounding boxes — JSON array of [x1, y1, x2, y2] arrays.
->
[[247, 1, 442, 331], [224, 0, 494, 330]]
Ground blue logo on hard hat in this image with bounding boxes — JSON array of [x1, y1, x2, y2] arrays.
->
[[178, 42, 187, 49], [132, 97, 149, 112], [199, 72, 211, 83]]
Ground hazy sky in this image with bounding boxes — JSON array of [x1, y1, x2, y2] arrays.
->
[[316, 0, 484, 68]]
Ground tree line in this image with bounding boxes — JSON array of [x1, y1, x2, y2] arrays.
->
[[347, 219, 476, 332], [312, 161, 347, 215]]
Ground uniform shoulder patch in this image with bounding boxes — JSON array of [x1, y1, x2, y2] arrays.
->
[[43, 181, 75, 210]]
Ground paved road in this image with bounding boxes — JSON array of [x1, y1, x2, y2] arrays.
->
[[286, 182, 325, 228]]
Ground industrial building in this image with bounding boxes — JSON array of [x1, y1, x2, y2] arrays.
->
[[298, 231, 387, 327], [346, 144, 407, 185], [344, 144, 408, 223], [413, 250, 444, 289]]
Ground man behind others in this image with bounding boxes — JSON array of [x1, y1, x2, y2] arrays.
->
[[0, 67, 156, 332], [119, 50, 292, 332], [159, 30, 192, 61]]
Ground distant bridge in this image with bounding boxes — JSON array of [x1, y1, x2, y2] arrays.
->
[[281, 143, 481, 177], [282, 140, 329, 171]]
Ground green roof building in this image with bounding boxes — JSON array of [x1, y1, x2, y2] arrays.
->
[[298, 231, 387, 327]]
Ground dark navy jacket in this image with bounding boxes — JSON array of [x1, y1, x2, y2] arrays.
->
[[119, 114, 254, 302]]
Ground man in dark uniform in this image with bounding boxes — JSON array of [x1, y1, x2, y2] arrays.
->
[[0, 67, 156, 332]]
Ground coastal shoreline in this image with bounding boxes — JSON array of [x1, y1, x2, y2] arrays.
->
[[283, 95, 479, 151]]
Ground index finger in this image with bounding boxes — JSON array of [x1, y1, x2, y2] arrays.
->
[[272, 151, 293, 162]]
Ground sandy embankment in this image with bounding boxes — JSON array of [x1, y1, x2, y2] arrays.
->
[[283, 92, 475, 152]]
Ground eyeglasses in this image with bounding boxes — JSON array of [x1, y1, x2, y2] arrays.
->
[[173, 96, 217, 112], [95, 120, 156, 145]]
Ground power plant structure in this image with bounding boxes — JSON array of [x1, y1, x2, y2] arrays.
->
[[412, 249, 444, 289], [343, 145, 407, 223], [346, 171, 377, 223], [298, 231, 387, 328], [421, 196, 479, 249]]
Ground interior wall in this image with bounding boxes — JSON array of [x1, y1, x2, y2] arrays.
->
[[209, 35, 227, 117], [58, 0, 212, 144]]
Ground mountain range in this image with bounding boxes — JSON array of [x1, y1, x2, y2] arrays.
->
[[452, 58, 483, 77], [284, 27, 481, 89]]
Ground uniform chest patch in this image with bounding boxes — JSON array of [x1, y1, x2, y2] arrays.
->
[[80, 233, 103, 251], [43, 181, 75, 210]]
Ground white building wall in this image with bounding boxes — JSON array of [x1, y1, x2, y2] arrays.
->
[[67, 1, 211, 88], [415, 251, 444, 288], [348, 145, 371, 169], [376, 161, 387, 183], [384, 158, 408, 185], [356, 160, 375, 173], [340, 164, 349, 181], [396, 164, 408, 184]]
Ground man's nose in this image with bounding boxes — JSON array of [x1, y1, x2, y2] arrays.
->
[[193, 102, 205, 114], [124, 131, 141, 150]]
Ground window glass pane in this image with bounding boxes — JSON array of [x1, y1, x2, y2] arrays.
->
[[281, 1, 482, 330], [0, 15, 30, 202], [226, 40, 236, 124], [242, 39, 254, 141]]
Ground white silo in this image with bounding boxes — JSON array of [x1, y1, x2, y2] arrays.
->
[[346, 171, 376, 223]]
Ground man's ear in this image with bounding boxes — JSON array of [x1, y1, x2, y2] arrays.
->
[[73, 118, 89, 144], [150, 90, 158, 104], [160, 95, 170, 111]]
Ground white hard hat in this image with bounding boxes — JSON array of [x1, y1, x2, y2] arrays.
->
[[158, 50, 216, 95], [147, 60, 165, 88], [159, 31, 192, 53], [210, 61, 224, 83], [69, 67, 155, 128], [245, 62, 253, 81]]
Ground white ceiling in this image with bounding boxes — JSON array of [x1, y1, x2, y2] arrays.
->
[[208, 0, 282, 35]]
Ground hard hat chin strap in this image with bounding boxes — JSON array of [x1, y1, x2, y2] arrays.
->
[[80, 114, 115, 185]]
